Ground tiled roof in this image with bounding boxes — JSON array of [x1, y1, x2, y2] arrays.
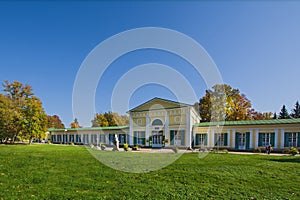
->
[[195, 118, 300, 127]]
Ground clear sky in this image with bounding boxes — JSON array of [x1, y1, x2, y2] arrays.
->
[[1, 1, 300, 127]]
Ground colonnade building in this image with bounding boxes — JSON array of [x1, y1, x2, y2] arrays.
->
[[49, 97, 300, 151]]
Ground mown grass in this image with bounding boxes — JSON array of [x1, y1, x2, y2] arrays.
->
[[0, 145, 299, 199]]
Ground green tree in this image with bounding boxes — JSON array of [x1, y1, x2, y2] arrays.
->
[[290, 101, 300, 118], [279, 105, 290, 119], [273, 112, 277, 119], [0, 81, 47, 144], [47, 115, 65, 129]]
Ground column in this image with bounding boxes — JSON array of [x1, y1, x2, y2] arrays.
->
[[211, 129, 215, 148], [280, 128, 285, 149], [164, 112, 169, 147], [129, 115, 133, 146], [186, 108, 191, 148], [274, 129, 278, 148], [255, 129, 259, 148], [232, 129, 236, 149], [96, 133, 99, 146], [249, 129, 253, 149], [146, 114, 150, 146]]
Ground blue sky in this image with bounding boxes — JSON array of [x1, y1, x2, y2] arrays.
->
[[1, 1, 300, 127]]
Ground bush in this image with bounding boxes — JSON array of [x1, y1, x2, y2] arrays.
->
[[253, 147, 262, 153], [283, 147, 299, 156], [289, 147, 299, 156], [172, 146, 179, 153], [123, 143, 129, 151]]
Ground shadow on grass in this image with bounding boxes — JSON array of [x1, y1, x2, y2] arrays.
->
[[267, 157, 300, 163]]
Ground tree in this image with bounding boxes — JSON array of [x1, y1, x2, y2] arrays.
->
[[47, 115, 65, 129], [279, 105, 290, 119], [91, 112, 129, 127], [0, 81, 47, 144], [70, 118, 81, 128], [250, 111, 273, 120], [273, 112, 277, 119], [290, 101, 300, 118], [91, 114, 109, 127], [197, 84, 252, 122]]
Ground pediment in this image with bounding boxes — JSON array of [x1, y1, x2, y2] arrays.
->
[[129, 97, 191, 112]]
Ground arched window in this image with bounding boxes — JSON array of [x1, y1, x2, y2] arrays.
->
[[152, 119, 163, 126]]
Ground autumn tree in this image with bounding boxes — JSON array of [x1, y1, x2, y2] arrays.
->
[[70, 118, 81, 128], [279, 105, 290, 119], [92, 113, 109, 127], [0, 81, 47, 143], [91, 112, 129, 127], [197, 84, 252, 122], [47, 115, 65, 129], [290, 101, 300, 118]]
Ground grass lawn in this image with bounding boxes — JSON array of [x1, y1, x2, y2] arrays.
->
[[0, 145, 299, 199]]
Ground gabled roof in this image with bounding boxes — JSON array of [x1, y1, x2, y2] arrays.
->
[[48, 126, 128, 132], [129, 97, 193, 112], [195, 118, 300, 127]]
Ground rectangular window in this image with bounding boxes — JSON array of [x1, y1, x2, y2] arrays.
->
[[57, 135, 61, 142], [195, 134, 207, 146], [75, 134, 82, 143], [134, 131, 145, 145], [259, 133, 275, 146], [118, 134, 127, 144], [99, 134, 106, 143], [214, 133, 228, 146], [69, 135, 74, 143], [285, 132, 299, 147], [51, 135, 56, 142], [83, 134, 89, 144], [91, 134, 97, 144], [170, 130, 185, 146]]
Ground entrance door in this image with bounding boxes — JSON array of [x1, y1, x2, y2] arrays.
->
[[152, 131, 163, 148], [238, 133, 246, 150]]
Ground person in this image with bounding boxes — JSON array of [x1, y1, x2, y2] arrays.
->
[[267, 144, 272, 154], [265, 145, 269, 154]]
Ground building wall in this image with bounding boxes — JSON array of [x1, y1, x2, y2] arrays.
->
[[194, 123, 300, 150]]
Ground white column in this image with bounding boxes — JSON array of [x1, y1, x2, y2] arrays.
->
[[96, 133, 99, 146], [129, 115, 133, 146], [164, 112, 169, 147], [186, 108, 191, 148], [232, 129, 236, 149], [81, 134, 84, 144], [207, 129, 210, 148], [280, 128, 285, 149], [211, 129, 215, 148], [255, 129, 259, 148], [249, 129, 253, 149], [227, 129, 230, 148], [146, 114, 150, 146], [274, 129, 278, 148]]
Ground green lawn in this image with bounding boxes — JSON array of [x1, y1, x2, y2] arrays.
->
[[0, 145, 299, 199]]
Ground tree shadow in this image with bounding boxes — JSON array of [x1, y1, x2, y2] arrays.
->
[[267, 156, 300, 164]]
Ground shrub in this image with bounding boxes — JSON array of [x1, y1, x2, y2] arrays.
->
[[253, 147, 262, 153], [289, 147, 299, 156], [100, 143, 106, 150], [172, 146, 179, 153], [123, 143, 129, 151]]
